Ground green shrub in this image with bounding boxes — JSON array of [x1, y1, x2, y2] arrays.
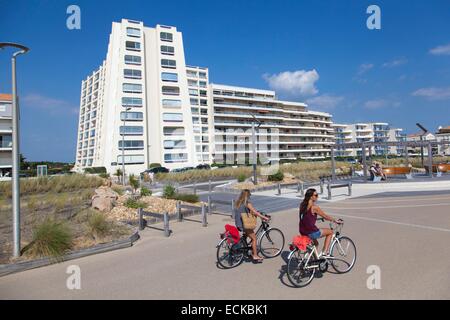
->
[[237, 173, 247, 183], [112, 185, 124, 196], [163, 185, 176, 198], [268, 171, 284, 182], [23, 219, 73, 259], [140, 187, 152, 197], [149, 163, 162, 168], [124, 198, 147, 209], [87, 212, 111, 239], [99, 172, 110, 179], [84, 167, 107, 174], [129, 174, 139, 192], [172, 193, 199, 203]]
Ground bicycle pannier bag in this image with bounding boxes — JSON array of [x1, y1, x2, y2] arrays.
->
[[241, 211, 257, 230]]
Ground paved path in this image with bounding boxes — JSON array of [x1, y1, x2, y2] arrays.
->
[[1, 189, 449, 299]]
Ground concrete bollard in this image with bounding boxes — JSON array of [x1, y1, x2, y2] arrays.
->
[[301, 182, 304, 196], [202, 204, 207, 227], [348, 181, 352, 196], [320, 179, 324, 194], [277, 183, 281, 195], [231, 199, 235, 219], [176, 201, 182, 222], [163, 212, 170, 237], [208, 179, 212, 194]]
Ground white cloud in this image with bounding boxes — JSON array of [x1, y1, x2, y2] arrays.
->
[[22, 94, 79, 115], [429, 43, 450, 56], [263, 69, 319, 96], [382, 58, 408, 68], [306, 94, 344, 110], [412, 87, 450, 100], [364, 99, 400, 109], [357, 63, 374, 75]]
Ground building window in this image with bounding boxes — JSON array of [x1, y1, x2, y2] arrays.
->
[[118, 140, 144, 150], [160, 32, 173, 42], [190, 98, 199, 105], [124, 69, 142, 79], [123, 83, 142, 93], [120, 111, 143, 121], [164, 153, 188, 163], [163, 113, 183, 122], [117, 154, 145, 164], [187, 70, 197, 77], [161, 45, 175, 55], [188, 79, 198, 87], [161, 72, 178, 82], [120, 126, 143, 135], [162, 99, 182, 108], [161, 59, 176, 69], [124, 55, 142, 65], [163, 127, 185, 136], [199, 72, 207, 79], [126, 41, 141, 51], [162, 86, 180, 96], [189, 89, 198, 96], [199, 81, 207, 88], [200, 100, 208, 106], [122, 97, 143, 107], [163, 140, 186, 149], [126, 27, 140, 37]]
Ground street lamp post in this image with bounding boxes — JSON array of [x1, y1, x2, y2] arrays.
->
[[416, 123, 429, 168], [250, 115, 261, 185], [0, 42, 30, 258], [122, 107, 131, 186]]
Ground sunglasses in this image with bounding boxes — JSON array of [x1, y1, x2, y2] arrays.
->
[[313, 194, 319, 197]]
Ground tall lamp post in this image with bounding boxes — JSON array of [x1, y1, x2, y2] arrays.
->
[[251, 115, 261, 185], [122, 107, 132, 186], [0, 42, 30, 257], [416, 123, 429, 167]]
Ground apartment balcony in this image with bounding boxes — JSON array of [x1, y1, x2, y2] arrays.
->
[[214, 119, 333, 131], [213, 110, 332, 124]]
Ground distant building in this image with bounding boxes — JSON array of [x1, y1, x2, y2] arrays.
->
[[0, 94, 12, 180], [406, 132, 436, 156], [435, 126, 450, 156], [332, 122, 406, 157]]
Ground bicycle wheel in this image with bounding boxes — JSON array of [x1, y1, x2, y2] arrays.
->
[[330, 236, 357, 273], [216, 238, 244, 269], [258, 227, 285, 258], [286, 249, 315, 287]]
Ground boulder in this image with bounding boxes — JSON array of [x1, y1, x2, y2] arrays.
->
[[91, 186, 119, 212]]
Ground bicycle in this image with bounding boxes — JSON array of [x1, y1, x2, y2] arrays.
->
[[216, 212, 285, 269], [286, 218, 356, 287]]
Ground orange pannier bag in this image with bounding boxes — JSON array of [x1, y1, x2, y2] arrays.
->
[[292, 235, 312, 251]]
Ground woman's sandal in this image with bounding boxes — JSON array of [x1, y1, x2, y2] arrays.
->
[[252, 257, 264, 263]]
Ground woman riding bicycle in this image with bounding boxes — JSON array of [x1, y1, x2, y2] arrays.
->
[[235, 189, 270, 262], [299, 188, 341, 258]]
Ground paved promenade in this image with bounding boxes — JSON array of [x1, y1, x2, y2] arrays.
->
[[1, 182, 449, 299]]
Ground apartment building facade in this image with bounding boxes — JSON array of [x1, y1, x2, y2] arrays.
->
[[332, 122, 407, 157], [74, 19, 335, 174], [211, 84, 334, 164], [0, 94, 12, 180]]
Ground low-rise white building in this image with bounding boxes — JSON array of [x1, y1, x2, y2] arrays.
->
[[0, 94, 12, 180]]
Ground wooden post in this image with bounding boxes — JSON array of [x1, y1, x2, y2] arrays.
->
[[138, 208, 144, 231], [331, 147, 336, 181], [202, 204, 207, 227], [428, 142, 433, 177], [176, 201, 182, 222], [163, 212, 170, 237], [362, 142, 368, 181]]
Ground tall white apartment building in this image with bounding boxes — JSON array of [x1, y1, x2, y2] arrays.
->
[[74, 19, 336, 174], [332, 122, 406, 157], [75, 19, 200, 174], [0, 94, 12, 180], [211, 84, 334, 163]]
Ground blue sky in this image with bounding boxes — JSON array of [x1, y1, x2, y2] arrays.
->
[[1, 0, 450, 162]]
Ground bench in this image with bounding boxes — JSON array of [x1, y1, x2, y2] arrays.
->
[[382, 166, 412, 179], [425, 164, 450, 176]]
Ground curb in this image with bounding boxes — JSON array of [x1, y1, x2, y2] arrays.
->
[[0, 230, 140, 277]]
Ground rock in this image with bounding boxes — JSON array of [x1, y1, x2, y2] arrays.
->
[[91, 186, 119, 212]]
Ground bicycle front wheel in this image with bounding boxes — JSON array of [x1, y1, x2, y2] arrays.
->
[[258, 227, 285, 258], [216, 238, 244, 269], [330, 236, 357, 273], [286, 249, 315, 287]]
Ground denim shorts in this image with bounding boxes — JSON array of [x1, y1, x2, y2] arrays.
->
[[308, 230, 321, 240]]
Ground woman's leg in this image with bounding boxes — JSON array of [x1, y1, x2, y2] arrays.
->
[[320, 228, 333, 254], [245, 230, 262, 260]]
